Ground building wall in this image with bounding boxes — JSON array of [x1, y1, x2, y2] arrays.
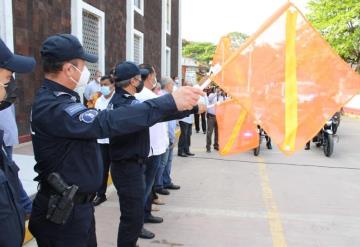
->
[[11, 0, 179, 137], [134, 0, 162, 76], [13, 0, 72, 136], [170, 0, 179, 78], [83, 0, 127, 70], [12, 0, 127, 136]]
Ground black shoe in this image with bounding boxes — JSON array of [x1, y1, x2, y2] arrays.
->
[[213, 147, 219, 151], [203, 132, 206, 134], [178, 152, 188, 157], [165, 183, 180, 190], [185, 152, 195, 156], [156, 188, 170, 195], [139, 227, 155, 239], [206, 149, 211, 153], [93, 196, 107, 206], [196, 130, 199, 133], [266, 142, 272, 150], [144, 214, 163, 224]]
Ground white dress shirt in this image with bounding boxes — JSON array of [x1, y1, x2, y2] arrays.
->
[[95, 92, 114, 144], [135, 87, 169, 156]]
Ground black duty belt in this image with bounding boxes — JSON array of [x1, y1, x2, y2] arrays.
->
[[38, 184, 95, 204], [119, 158, 146, 164], [207, 113, 216, 118]]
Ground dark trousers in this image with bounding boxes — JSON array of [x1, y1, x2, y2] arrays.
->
[[178, 121, 192, 154], [0, 159, 25, 247], [206, 114, 219, 150], [194, 113, 206, 133], [111, 160, 145, 247], [144, 155, 161, 219], [29, 193, 97, 247], [97, 144, 111, 198]]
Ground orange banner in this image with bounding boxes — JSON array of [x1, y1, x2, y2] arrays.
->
[[211, 3, 360, 155]]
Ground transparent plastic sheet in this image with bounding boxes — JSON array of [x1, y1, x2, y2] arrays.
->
[[216, 99, 259, 155], [211, 2, 360, 155]]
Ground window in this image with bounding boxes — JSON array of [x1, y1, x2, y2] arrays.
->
[[71, 0, 105, 101], [0, 0, 14, 50], [71, 0, 105, 77], [134, 0, 144, 16], [82, 11, 100, 76], [133, 30, 144, 65], [165, 0, 171, 34], [165, 47, 171, 76]]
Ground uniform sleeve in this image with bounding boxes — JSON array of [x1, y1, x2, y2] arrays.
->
[[32, 94, 177, 140], [161, 105, 199, 122]]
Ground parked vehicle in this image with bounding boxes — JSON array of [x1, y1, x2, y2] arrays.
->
[[312, 115, 338, 157]]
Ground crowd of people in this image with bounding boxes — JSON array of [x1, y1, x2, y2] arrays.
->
[[0, 34, 206, 247]]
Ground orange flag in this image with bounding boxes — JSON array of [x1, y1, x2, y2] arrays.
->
[[212, 35, 259, 155], [211, 2, 360, 155], [216, 99, 259, 155]]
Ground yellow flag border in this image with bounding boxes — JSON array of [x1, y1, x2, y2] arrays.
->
[[282, 10, 298, 152]]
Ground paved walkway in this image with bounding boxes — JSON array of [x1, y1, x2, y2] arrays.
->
[[24, 117, 360, 246]]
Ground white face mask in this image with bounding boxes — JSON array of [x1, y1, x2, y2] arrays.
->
[[70, 65, 91, 89]]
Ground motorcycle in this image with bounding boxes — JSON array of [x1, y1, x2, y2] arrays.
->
[[312, 115, 338, 157], [253, 125, 272, 156]]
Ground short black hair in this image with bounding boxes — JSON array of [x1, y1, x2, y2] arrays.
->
[[100, 75, 114, 84], [139, 63, 154, 81], [42, 58, 78, 74]]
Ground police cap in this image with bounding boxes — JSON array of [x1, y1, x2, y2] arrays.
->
[[41, 34, 98, 63]]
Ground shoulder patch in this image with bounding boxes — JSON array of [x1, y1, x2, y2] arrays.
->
[[64, 103, 87, 117], [54, 91, 77, 102], [79, 109, 99, 123]]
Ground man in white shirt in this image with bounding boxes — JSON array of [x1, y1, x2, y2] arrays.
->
[[154, 77, 181, 195], [135, 64, 168, 237], [178, 81, 196, 157], [84, 70, 102, 101], [93, 75, 115, 206], [206, 87, 226, 152]]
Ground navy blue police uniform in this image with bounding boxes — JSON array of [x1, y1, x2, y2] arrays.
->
[[109, 62, 199, 247], [28, 34, 182, 247], [0, 38, 36, 247], [0, 130, 25, 247]]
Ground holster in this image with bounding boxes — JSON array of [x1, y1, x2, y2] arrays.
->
[[45, 173, 79, 225]]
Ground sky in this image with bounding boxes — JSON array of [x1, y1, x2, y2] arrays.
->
[[182, 0, 310, 44]]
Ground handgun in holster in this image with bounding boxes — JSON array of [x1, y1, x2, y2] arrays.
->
[[46, 172, 79, 225]]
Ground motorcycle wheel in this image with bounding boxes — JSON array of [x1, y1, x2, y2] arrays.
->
[[323, 134, 334, 157]]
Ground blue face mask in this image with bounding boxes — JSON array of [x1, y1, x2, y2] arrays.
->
[[101, 86, 112, 97]]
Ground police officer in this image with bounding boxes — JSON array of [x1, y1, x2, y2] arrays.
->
[[28, 34, 203, 247], [0, 38, 36, 247], [109, 61, 205, 246]]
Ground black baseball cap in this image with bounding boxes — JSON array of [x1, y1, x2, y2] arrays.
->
[[0, 39, 35, 73], [40, 34, 98, 63], [115, 61, 148, 81]]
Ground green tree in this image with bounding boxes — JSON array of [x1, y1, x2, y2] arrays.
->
[[307, 0, 360, 71], [227, 32, 249, 49], [182, 41, 216, 65]]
